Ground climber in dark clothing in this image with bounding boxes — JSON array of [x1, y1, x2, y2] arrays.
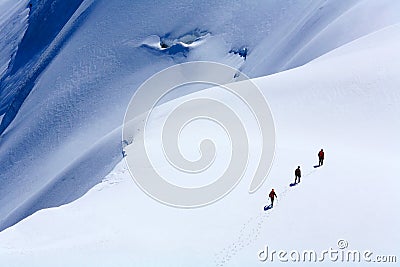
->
[[295, 166, 301, 184]]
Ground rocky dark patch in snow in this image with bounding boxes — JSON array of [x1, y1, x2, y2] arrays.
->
[[229, 47, 248, 60], [140, 29, 210, 56]]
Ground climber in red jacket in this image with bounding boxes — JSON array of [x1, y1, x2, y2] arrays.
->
[[269, 189, 277, 207], [318, 149, 325, 166]]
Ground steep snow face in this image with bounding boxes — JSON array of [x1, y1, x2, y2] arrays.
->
[[0, 0, 85, 116], [1, 0, 400, 232], [0, 23, 399, 267], [0, 0, 28, 80], [244, 0, 400, 76]]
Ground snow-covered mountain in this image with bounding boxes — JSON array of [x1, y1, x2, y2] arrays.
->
[[0, 0, 399, 266]]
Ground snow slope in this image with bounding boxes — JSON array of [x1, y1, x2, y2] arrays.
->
[[0, 0, 28, 80], [1, 0, 400, 232], [0, 21, 399, 266]]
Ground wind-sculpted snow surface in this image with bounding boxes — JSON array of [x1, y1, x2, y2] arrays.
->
[[1, 0, 400, 232]]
